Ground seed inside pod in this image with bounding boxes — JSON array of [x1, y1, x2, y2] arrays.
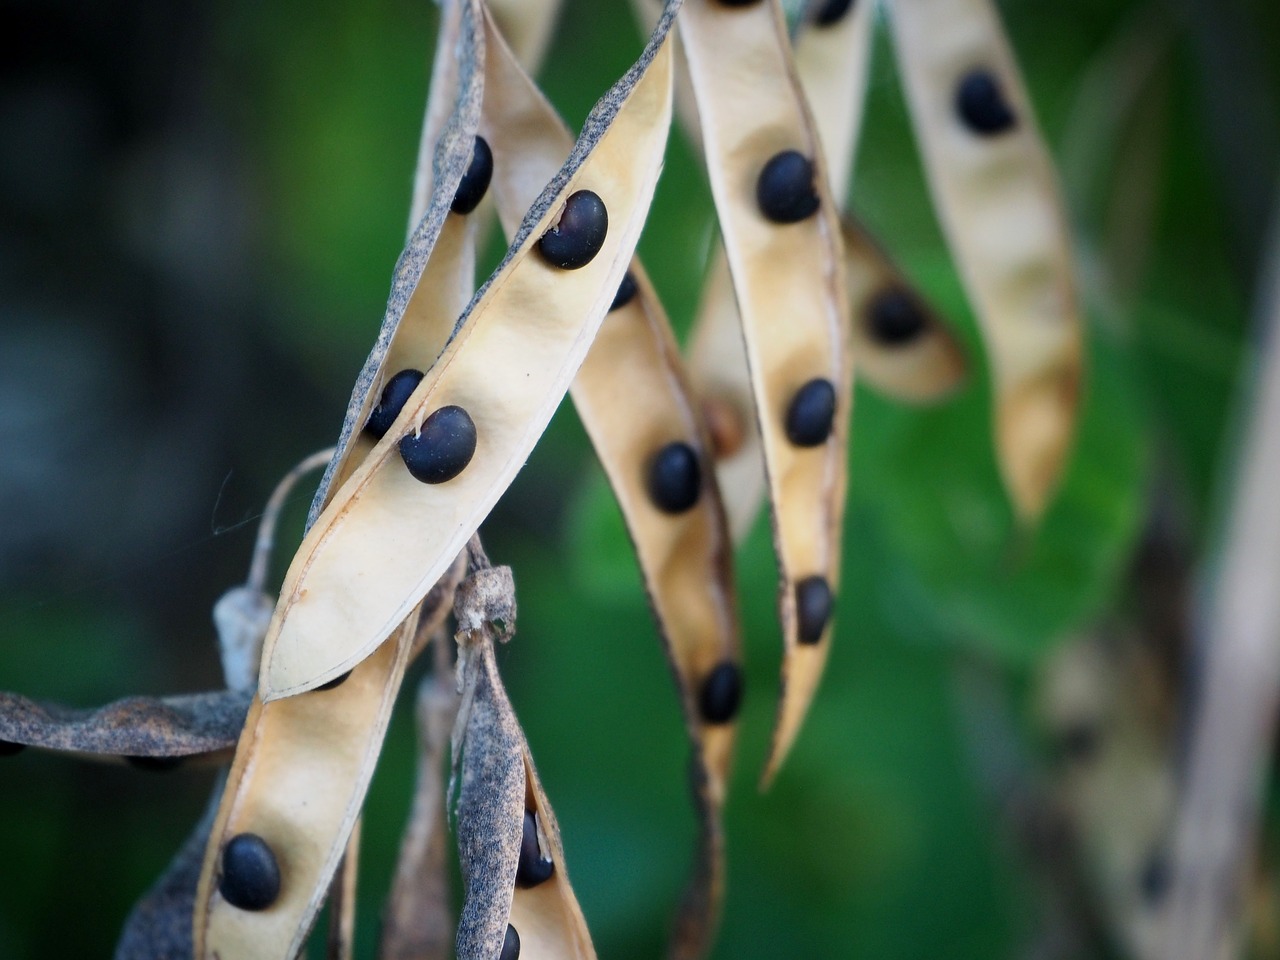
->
[[756, 150, 820, 224], [537, 190, 608, 269], [955, 69, 1016, 136], [515, 810, 554, 888], [126, 755, 183, 772], [0, 741, 26, 756], [814, 0, 854, 26], [219, 833, 282, 911], [366, 369, 425, 439], [450, 135, 493, 215], [647, 441, 702, 514], [785, 378, 836, 447], [500, 924, 521, 960], [698, 661, 743, 725], [795, 576, 833, 644], [610, 271, 639, 312], [702, 396, 746, 460], [399, 405, 478, 484], [865, 287, 927, 345], [316, 670, 352, 691]]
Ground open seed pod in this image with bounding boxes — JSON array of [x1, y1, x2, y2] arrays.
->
[[477, 13, 738, 954], [884, 0, 1083, 521], [677, 0, 851, 783], [452, 563, 595, 960], [260, 1, 678, 699]]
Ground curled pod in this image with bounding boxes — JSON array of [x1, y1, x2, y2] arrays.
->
[[885, 0, 1083, 520]]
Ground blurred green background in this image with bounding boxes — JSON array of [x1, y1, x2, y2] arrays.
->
[[1, 0, 1278, 957]]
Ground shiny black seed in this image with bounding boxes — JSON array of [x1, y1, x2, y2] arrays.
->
[[451, 136, 493, 215], [647, 442, 701, 514], [516, 811, 555, 888], [698, 662, 743, 725], [0, 740, 26, 757], [610, 271, 639, 312], [1140, 852, 1170, 905], [500, 924, 521, 960], [1054, 723, 1100, 765], [756, 150, 820, 224], [316, 670, 352, 692], [785, 378, 836, 447], [537, 190, 608, 269], [955, 69, 1016, 135], [399, 405, 478, 484], [126, 755, 183, 772], [220, 833, 281, 911], [795, 576, 833, 644], [866, 287, 928, 345], [814, 0, 854, 26], [366, 369, 425, 439]]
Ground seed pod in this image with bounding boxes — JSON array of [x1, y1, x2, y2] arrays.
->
[[479, 17, 739, 956], [885, 0, 1082, 521], [678, 0, 850, 783], [260, 2, 677, 699], [486, 0, 566, 73]]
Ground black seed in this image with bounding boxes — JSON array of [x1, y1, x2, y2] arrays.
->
[[1054, 722, 1100, 765], [366, 369, 425, 439], [451, 136, 493, 215], [955, 69, 1016, 136], [795, 576, 833, 644], [756, 150, 820, 224], [516, 811, 555, 888], [500, 924, 521, 960], [537, 190, 608, 269], [220, 833, 281, 911], [0, 740, 26, 756], [316, 670, 352, 692], [785, 378, 836, 447], [866, 287, 928, 345], [1140, 851, 1170, 905], [610, 271, 638, 312], [814, 0, 854, 26], [126, 755, 183, 772], [399, 405, 478, 484], [647, 442, 701, 514], [698, 662, 743, 725]]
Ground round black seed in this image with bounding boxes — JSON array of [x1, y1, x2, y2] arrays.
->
[[866, 287, 928, 345], [647, 442, 701, 514], [316, 670, 352, 692], [756, 150, 820, 224], [814, 0, 854, 26], [698, 662, 743, 725], [451, 136, 493, 215], [795, 576, 833, 644], [500, 924, 521, 960], [399, 405, 477, 484], [515, 810, 555, 888], [785, 378, 836, 447], [220, 833, 281, 911], [0, 740, 26, 757], [366, 369, 425, 439], [955, 69, 1016, 136], [126, 755, 184, 772], [537, 190, 608, 269], [610, 271, 638, 312]]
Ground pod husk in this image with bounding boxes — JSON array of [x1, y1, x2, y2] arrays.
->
[[885, 0, 1083, 520]]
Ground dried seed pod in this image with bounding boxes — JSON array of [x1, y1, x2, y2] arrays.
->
[[486, 0, 566, 74], [479, 16, 739, 955], [260, 2, 677, 699], [678, 0, 851, 783], [193, 562, 464, 960], [885, 0, 1082, 520]]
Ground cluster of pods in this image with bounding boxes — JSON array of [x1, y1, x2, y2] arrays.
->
[[0, 0, 1083, 957]]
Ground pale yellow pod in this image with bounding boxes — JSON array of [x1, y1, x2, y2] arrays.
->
[[884, 0, 1082, 521], [193, 565, 463, 960], [261, 12, 677, 699], [486, 0, 565, 76], [678, 0, 851, 783], [478, 16, 738, 954]]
